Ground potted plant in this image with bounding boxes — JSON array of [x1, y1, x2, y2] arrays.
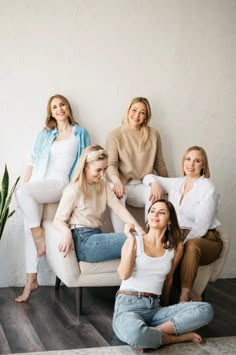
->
[[0, 165, 20, 239]]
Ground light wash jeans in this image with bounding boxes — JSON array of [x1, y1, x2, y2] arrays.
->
[[110, 181, 151, 233], [112, 294, 214, 349], [72, 228, 126, 262]]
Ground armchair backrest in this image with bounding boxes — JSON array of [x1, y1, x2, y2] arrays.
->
[[43, 202, 59, 221]]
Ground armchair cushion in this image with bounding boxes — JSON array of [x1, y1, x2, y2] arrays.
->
[[80, 259, 120, 274]]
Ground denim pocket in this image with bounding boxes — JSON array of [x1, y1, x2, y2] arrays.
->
[[115, 294, 148, 317], [118, 294, 139, 305]]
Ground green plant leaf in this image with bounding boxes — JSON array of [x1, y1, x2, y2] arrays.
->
[[0, 166, 20, 240], [8, 210, 15, 218], [0, 207, 9, 239], [9, 176, 20, 196], [0, 165, 9, 216], [1, 176, 20, 221]]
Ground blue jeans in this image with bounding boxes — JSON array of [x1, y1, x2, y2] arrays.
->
[[112, 294, 214, 349], [72, 227, 126, 262]]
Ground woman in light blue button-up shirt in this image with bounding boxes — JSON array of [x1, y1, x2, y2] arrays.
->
[[15, 94, 90, 303]]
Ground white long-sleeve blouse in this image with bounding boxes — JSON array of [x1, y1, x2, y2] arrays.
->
[[143, 174, 220, 241]]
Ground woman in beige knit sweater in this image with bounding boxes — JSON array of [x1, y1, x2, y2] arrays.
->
[[54, 144, 145, 263], [106, 97, 168, 232]]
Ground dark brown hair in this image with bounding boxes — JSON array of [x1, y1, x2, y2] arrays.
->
[[147, 199, 181, 250]]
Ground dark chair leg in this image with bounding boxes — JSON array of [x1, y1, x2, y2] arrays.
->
[[201, 291, 205, 301], [75, 287, 83, 321], [55, 276, 61, 290]]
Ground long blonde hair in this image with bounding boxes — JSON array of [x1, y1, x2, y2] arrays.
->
[[182, 146, 210, 178], [45, 94, 78, 130], [122, 97, 152, 151], [71, 144, 108, 196]]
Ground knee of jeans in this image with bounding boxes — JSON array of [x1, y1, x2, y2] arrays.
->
[[128, 333, 144, 348], [113, 315, 140, 347], [202, 302, 214, 323], [126, 324, 161, 349], [116, 326, 144, 348]]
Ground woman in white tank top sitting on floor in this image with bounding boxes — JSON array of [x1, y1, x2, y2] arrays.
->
[[112, 199, 214, 351]]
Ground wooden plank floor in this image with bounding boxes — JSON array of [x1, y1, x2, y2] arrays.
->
[[0, 278, 235, 354]]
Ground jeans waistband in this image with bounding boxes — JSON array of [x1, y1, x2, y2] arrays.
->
[[117, 290, 160, 299], [71, 226, 102, 234], [70, 224, 84, 230]]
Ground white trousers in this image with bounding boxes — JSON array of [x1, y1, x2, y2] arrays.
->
[[15, 179, 66, 273], [110, 181, 151, 233]]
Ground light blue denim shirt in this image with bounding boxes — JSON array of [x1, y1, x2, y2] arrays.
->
[[30, 124, 90, 181]]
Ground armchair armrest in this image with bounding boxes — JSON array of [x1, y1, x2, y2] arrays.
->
[[210, 231, 230, 281], [43, 220, 81, 287]]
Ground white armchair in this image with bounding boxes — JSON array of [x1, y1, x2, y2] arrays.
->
[[43, 203, 121, 321]]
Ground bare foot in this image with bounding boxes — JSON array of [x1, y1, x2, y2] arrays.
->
[[162, 331, 202, 345], [15, 279, 39, 303], [190, 289, 202, 302], [32, 227, 46, 257]]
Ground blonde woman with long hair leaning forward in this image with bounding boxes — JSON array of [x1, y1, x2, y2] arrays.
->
[[143, 146, 223, 303], [15, 94, 90, 302], [112, 200, 214, 351], [53, 145, 145, 262], [106, 97, 168, 233]]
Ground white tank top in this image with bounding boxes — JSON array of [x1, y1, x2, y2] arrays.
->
[[120, 235, 175, 295], [45, 129, 77, 184]]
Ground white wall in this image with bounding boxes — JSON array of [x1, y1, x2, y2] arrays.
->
[[0, 0, 235, 286]]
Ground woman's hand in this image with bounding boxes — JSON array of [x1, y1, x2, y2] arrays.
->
[[24, 165, 33, 183], [113, 181, 125, 199], [124, 223, 136, 239], [58, 234, 74, 257], [149, 182, 163, 203], [124, 223, 145, 238], [135, 225, 146, 236]]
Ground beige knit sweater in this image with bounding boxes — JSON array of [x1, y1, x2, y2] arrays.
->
[[106, 126, 168, 184], [55, 179, 120, 227]]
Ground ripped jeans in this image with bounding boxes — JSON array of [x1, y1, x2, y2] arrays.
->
[[112, 293, 214, 349]]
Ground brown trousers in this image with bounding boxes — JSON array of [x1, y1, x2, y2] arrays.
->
[[180, 229, 223, 289]]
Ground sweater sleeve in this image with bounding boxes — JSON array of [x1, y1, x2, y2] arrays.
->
[[153, 130, 168, 177], [106, 130, 120, 180], [105, 181, 120, 208], [54, 185, 78, 224]]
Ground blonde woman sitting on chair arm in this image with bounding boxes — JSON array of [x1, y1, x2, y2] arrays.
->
[[53, 145, 145, 262]]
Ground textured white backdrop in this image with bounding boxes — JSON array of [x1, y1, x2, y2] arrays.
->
[[0, 0, 235, 286]]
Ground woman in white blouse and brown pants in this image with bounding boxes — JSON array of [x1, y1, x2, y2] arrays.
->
[[143, 146, 223, 303]]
